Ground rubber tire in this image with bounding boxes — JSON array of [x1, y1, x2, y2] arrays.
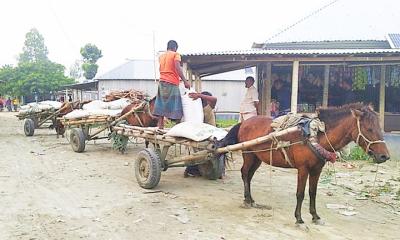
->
[[135, 148, 162, 189], [199, 155, 225, 180], [70, 128, 86, 153], [24, 119, 35, 136]]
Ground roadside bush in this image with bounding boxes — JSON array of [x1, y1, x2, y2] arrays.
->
[[342, 145, 371, 161]]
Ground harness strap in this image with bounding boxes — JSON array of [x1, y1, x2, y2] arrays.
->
[[355, 118, 385, 152], [134, 112, 144, 127]]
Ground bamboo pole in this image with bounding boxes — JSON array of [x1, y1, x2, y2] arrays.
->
[[216, 126, 300, 153], [88, 101, 146, 139], [161, 125, 301, 164], [37, 104, 71, 126], [114, 127, 214, 150]]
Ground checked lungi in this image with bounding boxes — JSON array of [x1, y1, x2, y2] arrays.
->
[[153, 81, 183, 120]]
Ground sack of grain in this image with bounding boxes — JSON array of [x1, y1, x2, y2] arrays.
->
[[180, 89, 203, 123], [82, 100, 107, 110], [64, 109, 90, 119], [165, 122, 227, 142], [106, 98, 132, 110], [40, 101, 62, 109]]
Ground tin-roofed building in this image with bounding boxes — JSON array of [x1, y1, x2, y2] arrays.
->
[[182, 34, 400, 132]]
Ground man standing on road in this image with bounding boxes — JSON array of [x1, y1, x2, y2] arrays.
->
[[153, 40, 190, 129], [239, 76, 259, 121]]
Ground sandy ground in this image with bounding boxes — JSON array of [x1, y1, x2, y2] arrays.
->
[[0, 111, 399, 240]]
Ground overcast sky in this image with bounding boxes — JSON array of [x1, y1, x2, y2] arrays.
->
[[1, 0, 399, 76]]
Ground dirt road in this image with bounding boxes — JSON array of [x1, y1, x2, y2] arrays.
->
[[0, 111, 399, 240]]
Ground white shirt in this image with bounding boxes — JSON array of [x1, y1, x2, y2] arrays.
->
[[240, 85, 259, 113]]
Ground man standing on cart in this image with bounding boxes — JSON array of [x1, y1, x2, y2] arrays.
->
[[153, 40, 190, 129]]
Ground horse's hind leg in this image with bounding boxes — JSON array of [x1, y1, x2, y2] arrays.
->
[[247, 158, 262, 205], [295, 167, 309, 224], [309, 168, 323, 224], [241, 153, 258, 208]]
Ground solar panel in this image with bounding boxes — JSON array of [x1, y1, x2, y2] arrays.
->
[[387, 33, 400, 48]]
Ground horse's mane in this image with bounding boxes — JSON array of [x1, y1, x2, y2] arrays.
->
[[317, 102, 377, 128]]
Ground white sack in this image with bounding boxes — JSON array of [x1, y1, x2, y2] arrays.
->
[[82, 100, 107, 110], [40, 100, 62, 109], [88, 109, 122, 117], [165, 122, 227, 142], [64, 109, 90, 119], [107, 98, 132, 110], [181, 89, 203, 123]]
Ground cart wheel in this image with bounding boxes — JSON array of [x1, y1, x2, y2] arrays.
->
[[199, 154, 225, 180], [24, 119, 35, 136], [70, 128, 86, 153], [135, 148, 162, 189]]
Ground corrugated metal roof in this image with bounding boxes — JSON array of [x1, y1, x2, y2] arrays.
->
[[387, 34, 400, 48], [96, 59, 247, 81], [253, 40, 391, 50], [96, 59, 159, 80], [183, 48, 400, 57]]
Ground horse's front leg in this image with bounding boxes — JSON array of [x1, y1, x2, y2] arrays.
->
[[241, 153, 257, 207], [309, 168, 323, 224], [295, 168, 309, 224]]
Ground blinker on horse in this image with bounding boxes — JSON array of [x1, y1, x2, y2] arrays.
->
[[220, 103, 389, 224]]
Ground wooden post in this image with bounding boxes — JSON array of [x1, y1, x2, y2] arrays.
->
[[183, 63, 192, 87], [379, 66, 386, 130], [291, 61, 299, 113], [264, 62, 272, 116], [256, 65, 265, 115], [322, 65, 330, 107], [194, 74, 201, 92]]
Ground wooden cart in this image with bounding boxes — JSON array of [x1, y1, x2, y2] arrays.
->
[[17, 105, 70, 137], [59, 101, 147, 153], [112, 124, 299, 189]]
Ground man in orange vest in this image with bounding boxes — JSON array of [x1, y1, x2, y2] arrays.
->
[[153, 40, 190, 129]]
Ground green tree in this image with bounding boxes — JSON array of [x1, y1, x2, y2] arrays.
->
[[0, 62, 74, 97], [80, 43, 102, 79], [18, 28, 49, 64], [82, 63, 98, 80], [0, 28, 74, 98]]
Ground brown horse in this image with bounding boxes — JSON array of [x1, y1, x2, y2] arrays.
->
[[220, 103, 390, 224], [121, 97, 158, 127], [55, 101, 92, 136]]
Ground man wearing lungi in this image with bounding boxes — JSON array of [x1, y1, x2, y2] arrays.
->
[[153, 40, 190, 129]]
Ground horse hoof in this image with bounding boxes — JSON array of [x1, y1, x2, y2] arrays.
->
[[252, 203, 272, 210], [240, 201, 253, 209], [313, 219, 325, 225], [296, 223, 310, 232]]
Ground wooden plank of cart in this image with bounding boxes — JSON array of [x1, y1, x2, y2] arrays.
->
[[59, 101, 147, 153], [17, 104, 71, 137], [112, 123, 300, 189]]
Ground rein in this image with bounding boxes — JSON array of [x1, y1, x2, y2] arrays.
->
[[323, 117, 385, 156]]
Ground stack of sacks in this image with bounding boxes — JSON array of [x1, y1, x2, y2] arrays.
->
[[64, 98, 132, 119], [19, 101, 63, 114]]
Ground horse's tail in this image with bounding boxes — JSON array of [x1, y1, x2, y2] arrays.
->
[[215, 123, 241, 171], [217, 123, 241, 148]]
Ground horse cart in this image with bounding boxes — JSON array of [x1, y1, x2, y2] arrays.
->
[[17, 103, 72, 137], [59, 101, 148, 153], [112, 123, 299, 189]]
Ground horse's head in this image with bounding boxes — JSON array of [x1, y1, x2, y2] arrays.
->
[[350, 105, 390, 164]]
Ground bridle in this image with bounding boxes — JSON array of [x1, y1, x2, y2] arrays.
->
[[355, 117, 385, 153]]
